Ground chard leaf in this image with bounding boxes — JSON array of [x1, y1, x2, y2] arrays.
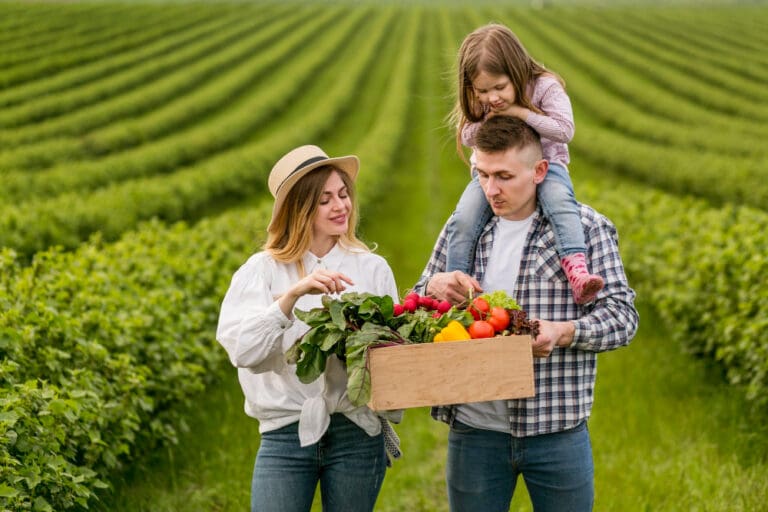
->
[[320, 328, 345, 352], [295, 307, 331, 326], [329, 301, 347, 330], [346, 352, 371, 407], [295, 344, 326, 384]]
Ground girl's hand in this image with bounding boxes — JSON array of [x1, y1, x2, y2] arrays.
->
[[488, 103, 529, 120], [278, 270, 354, 318]]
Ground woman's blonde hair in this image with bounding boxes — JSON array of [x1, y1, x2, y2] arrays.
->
[[264, 165, 369, 276], [449, 23, 564, 160]]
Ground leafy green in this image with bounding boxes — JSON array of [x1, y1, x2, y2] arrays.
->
[[479, 290, 523, 311]]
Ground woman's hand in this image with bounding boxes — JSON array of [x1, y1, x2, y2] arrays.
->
[[278, 270, 354, 318]]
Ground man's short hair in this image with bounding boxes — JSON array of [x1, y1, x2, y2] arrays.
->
[[474, 115, 542, 157]]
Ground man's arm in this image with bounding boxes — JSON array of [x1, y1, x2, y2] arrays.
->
[[569, 214, 639, 352]]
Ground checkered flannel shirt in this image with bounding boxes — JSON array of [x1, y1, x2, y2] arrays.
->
[[414, 204, 639, 437]]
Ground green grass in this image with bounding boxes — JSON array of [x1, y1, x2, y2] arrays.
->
[[96, 304, 768, 512]]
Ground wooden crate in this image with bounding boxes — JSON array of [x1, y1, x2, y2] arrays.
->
[[367, 335, 534, 410]]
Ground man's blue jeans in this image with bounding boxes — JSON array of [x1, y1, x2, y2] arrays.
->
[[446, 420, 594, 512], [250, 414, 387, 512]]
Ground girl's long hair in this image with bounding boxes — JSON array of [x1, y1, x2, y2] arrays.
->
[[449, 23, 564, 160], [264, 165, 369, 277]]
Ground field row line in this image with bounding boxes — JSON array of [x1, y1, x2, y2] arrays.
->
[[0, 2, 146, 57], [541, 10, 768, 119], [0, 7, 327, 171], [594, 9, 768, 89], [0, 6, 223, 91], [0, 7, 401, 258], [645, 6, 768, 56], [0, 7, 287, 128], [0, 6, 360, 203]]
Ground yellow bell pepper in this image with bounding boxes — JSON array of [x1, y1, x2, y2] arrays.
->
[[433, 320, 471, 342]]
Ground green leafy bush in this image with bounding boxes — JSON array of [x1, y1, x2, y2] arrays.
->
[[0, 206, 267, 510]]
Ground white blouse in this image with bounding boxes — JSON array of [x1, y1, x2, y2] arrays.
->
[[216, 243, 400, 446]]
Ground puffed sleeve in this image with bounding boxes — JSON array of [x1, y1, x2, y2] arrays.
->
[[216, 255, 294, 372], [375, 257, 400, 303]]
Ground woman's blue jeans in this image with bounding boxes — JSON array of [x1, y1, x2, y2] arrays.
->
[[250, 414, 387, 512], [446, 420, 594, 512], [445, 162, 585, 274]]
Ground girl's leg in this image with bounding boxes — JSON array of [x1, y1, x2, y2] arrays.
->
[[319, 414, 387, 512], [446, 176, 493, 274], [538, 163, 603, 304], [251, 422, 319, 512]]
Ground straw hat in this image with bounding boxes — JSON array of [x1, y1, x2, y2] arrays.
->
[[267, 145, 359, 230]]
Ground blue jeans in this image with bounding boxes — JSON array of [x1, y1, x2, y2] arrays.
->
[[446, 420, 594, 512], [445, 163, 585, 274], [250, 414, 387, 512], [538, 162, 585, 258]]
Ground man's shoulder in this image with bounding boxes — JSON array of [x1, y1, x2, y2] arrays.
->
[[578, 203, 618, 234]]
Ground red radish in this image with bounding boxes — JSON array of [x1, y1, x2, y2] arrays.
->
[[393, 304, 405, 316], [418, 296, 434, 309], [437, 300, 451, 314], [404, 292, 420, 303], [403, 299, 417, 313]]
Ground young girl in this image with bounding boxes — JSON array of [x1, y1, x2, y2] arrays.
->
[[216, 145, 401, 512], [446, 23, 603, 304]]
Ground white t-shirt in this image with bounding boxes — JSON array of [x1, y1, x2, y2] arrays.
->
[[456, 213, 534, 432], [216, 243, 400, 446]]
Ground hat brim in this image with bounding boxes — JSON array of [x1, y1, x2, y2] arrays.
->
[[268, 154, 359, 231]]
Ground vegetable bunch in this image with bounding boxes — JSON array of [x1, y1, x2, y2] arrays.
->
[[286, 292, 471, 406]]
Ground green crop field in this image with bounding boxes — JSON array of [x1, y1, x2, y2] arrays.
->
[[1, 1, 767, 510]]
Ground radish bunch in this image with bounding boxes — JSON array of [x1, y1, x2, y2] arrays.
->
[[394, 292, 452, 317]]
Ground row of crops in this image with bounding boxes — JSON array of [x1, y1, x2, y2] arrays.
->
[[1, 2, 767, 509]]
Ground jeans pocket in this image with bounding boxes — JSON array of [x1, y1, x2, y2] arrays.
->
[[449, 420, 477, 434]]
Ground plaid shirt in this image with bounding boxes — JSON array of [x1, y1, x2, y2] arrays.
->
[[414, 205, 638, 437]]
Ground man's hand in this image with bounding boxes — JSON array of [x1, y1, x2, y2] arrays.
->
[[531, 319, 576, 358], [426, 271, 482, 305]]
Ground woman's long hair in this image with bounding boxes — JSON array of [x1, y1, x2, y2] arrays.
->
[[264, 165, 369, 276], [449, 23, 564, 160]]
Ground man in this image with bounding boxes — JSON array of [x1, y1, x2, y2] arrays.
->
[[414, 115, 638, 512]]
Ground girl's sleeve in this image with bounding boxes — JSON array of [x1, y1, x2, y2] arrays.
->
[[216, 258, 295, 372], [525, 78, 575, 143], [460, 120, 483, 147]]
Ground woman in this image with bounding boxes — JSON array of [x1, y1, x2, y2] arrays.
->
[[216, 145, 401, 512]]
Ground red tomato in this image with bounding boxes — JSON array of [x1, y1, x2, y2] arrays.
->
[[487, 307, 510, 332], [468, 297, 490, 320], [468, 320, 495, 339]]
